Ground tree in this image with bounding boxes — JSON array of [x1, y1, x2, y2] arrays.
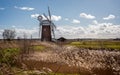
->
[[2, 29, 16, 41]]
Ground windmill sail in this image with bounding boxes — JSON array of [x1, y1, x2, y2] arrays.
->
[[39, 24, 41, 38], [43, 13, 49, 21], [38, 16, 43, 38], [48, 6, 51, 21], [47, 7, 56, 39]]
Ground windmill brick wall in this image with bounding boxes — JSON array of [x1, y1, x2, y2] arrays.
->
[[41, 25, 51, 41]]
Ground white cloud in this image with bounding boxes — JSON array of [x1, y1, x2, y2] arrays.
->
[[31, 14, 39, 18], [65, 18, 69, 21], [0, 29, 3, 35], [56, 26, 85, 39], [31, 14, 61, 21], [56, 22, 120, 39], [86, 22, 120, 38], [51, 15, 62, 21], [0, 21, 120, 39], [14, 6, 35, 11], [0, 27, 38, 39], [80, 13, 95, 19], [103, 14, 115, 20], [16, 28, 37, 35], [14, 28, 38, 39], [31, 14, 47, 20], [92, 20, 98, 24], [0, 8, 5, 10], [12, 25, 16, 28], [72, 19, 80, 24]]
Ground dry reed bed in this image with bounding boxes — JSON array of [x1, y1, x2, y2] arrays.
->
[[25, 44, 120, 75]]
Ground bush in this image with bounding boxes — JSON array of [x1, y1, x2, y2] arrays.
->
[[0, 48, 20, 66]]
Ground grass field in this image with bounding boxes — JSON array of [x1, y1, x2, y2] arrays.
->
[[69, 40, 120, 50]]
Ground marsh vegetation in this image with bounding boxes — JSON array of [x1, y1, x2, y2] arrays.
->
[[0, 40, 120, 75]]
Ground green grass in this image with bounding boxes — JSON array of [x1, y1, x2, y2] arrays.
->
[[0, 48, 20, 66], [105, 45, 120, 49], [14, 70, 79, 75], [69, 41, 120, 50], [49, 73, 79, 75], [32, 45, 46, 51], [12, 67, 79, 75]]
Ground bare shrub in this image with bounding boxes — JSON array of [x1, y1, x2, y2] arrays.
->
[[2, 29, 16, 41]]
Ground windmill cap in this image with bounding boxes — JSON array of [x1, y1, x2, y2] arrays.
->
[[41, 20, 53, 25]]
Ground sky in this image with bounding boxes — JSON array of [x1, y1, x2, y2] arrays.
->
[[0, 0, 120, 39]]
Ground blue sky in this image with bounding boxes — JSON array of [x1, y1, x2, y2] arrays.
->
[[0, 0, 120, 39]]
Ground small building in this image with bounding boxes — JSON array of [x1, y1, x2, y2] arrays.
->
[[57, 37, 66, 42]]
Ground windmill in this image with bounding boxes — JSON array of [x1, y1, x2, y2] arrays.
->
[[37, 7, 56, 41]]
